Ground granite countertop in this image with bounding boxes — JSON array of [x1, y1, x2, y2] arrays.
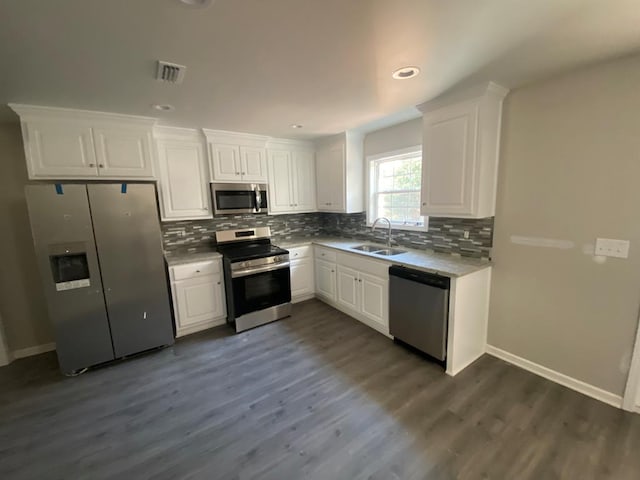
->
[[276, 236, 491, 278], [164, 249, 222, 267]]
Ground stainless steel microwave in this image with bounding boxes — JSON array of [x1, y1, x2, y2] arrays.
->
[[211, 183, 268, 215]]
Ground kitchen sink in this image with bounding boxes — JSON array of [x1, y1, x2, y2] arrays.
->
[[372, 248, 407, 256], [351, 244, 383, 253], [351, 245, 407, 256]]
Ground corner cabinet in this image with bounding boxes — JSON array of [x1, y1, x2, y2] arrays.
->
[[203, 129, 269, 183], [315, 131, 364, 213], [169, 258, 226, 338], [155, 127, 212, 221], [9, 104, 156, 180], [418, 82, 509, 218], [267, 139, 316, 214]]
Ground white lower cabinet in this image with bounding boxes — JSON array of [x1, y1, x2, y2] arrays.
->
[[169, 259, 227, 337], [315, 258, 337, 301], [314, 246, 389, 335], [336, 265, 359, 313], [289, 246, 314, 302], [359, 272, 388, 329], [336, 261, 389, 334]]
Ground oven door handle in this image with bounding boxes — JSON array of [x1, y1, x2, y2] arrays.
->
[[231, 261, 290, 278]]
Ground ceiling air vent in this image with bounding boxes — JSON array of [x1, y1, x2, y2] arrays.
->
[[156, 61, 187, 84]]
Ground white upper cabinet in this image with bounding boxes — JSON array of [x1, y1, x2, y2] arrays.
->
[[418, 82, 509, 218], [266, 139, 316, 214], [210, 143, 241, 181], [203, 129, 269, 183], [155, 127, 212, 221], [22, 119, 98, 177], [240, 145, 268, 182], [315, 131, 364, 213], [9, 104, 157, 180], [93, 124, 154, 177]]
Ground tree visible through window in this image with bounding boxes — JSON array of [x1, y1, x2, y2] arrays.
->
[[369, 149, 425, 229]]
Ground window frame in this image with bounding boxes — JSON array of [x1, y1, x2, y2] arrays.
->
[[366, 145, 428, 232]]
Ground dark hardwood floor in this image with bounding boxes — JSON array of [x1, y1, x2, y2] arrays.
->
[[1, 299, 639, 480]]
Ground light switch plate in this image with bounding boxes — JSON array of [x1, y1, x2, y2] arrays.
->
[[595, 238, 630, 258]]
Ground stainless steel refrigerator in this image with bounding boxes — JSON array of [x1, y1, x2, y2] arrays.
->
[[25, 183, 174, 375]]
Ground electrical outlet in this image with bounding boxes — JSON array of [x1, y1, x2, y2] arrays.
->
[[594, 238, 630, 258], [463, 231, 470, 239]]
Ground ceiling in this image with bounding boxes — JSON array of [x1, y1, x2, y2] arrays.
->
[[0, 0, 639, 139]]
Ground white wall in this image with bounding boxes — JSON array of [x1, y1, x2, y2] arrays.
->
[[363, 118, 422, 157], [489, 54, 640, 397], [0, 123, 53, 352]]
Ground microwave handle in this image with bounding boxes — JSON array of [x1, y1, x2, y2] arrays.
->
[[254, 186, 262, 213]]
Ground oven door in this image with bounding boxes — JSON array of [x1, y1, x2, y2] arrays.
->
[[231, 264, 291, 317], [211, 183, 268, 214]]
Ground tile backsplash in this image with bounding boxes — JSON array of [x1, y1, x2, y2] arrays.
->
[[162, 213, 494, 259], [161, 213, 325, 253], [320, 213, 493, 259]]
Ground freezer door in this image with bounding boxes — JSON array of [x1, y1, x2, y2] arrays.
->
[[87, 183, 174, 357], [25, 184, 115, 373]]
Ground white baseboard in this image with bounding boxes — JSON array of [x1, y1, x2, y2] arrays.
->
[[292, 293, 315, 304], [12, 342, 56, 360], [486, 345, 622, 409]]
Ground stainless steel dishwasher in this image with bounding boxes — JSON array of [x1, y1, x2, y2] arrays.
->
[[389, 265, 450, 361]]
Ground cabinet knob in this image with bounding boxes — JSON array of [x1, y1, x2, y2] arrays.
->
[[89, 163, 95, 167], [99, 164, 104, 168], [217, 281, 221, 285], [331, 269, 335, 273], [359, 279, 362, 283], [236, 172, 240, 175], [196, 270, 201, 273], [242, 172, 246, 175], [422, 202, 426, 206]]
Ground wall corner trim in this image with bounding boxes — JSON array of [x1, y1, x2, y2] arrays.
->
[[12, 342, 56, 360], [485, 345, 623, 409]]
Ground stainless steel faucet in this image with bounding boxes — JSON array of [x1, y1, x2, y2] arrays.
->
[[371, 217, 392, 247]]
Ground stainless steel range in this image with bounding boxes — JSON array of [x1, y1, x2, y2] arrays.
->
[[215, 227, 291, 332]]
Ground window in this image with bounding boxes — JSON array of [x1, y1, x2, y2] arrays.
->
[[367, 147, 426, 230]]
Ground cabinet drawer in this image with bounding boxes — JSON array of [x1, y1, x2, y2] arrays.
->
[[314, 246, 337, 262], [288, 245, 312, 260], [171, 260, 220, 281], [336, 252, 389, 279]]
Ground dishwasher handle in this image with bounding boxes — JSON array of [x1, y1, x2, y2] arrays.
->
[[389, 265, 450, 290]]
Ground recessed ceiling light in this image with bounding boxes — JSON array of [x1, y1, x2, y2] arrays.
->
[[177, 0, 214, 8], [392, 66, 421, 80], [290, 124, 303, 129], [152, 104, 175, 112]]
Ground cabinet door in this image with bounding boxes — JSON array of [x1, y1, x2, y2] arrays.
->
[[336, 265, 359, 313], [240, 146, 267, 182], [360, 272, 389, 329], [290, 257, 314, 299], [157, 139, 212, 220], [315, 259, 336, 301], [24, 120, 98, 178], [316, 141, 345, 212], [175, 275, 225, 329], [421, 101, 479, 216], [267, 149, 294, 213], [210, 143, 241, 181], [292, 149, 316, 212], [93, 125, 154, 177]]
